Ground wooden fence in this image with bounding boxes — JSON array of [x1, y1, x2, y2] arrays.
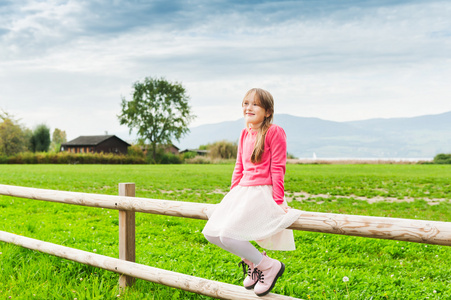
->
[[1, 183, 451, 299]]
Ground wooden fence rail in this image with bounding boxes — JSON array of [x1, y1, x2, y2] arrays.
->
[[1, 184, 450, 246], [1, 183, 451, 299], [0, 231, 296, 300]]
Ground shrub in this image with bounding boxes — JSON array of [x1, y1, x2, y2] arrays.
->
[[287, 152, 297, 159], [206, 140, 237, 159], [15, 152, 38, 164], [146, 145, 183, 164], [181, 151, 198, 160], [158, 153, 183, 164], [36, 152, 52, 164], [127, 144, 146, 158], [56, 152, 74, 164], [185, 156, 212, 164], [433, 153, 451, 164]]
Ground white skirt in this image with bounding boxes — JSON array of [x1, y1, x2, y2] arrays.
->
[[202, 185, 302, 251]]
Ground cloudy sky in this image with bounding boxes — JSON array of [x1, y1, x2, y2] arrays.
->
[[1, 0, 450, 143]]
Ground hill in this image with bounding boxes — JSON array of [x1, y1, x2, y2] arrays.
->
[[176, 111, 451, 159]]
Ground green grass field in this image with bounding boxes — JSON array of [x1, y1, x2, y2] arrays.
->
[[1, 164, 451, 299]]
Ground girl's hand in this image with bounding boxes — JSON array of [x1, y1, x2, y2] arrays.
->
[[278, 203, 290, 213]]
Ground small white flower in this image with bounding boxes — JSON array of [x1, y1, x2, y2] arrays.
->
[[343, 276, 349, 282], [436, 255, 439, 257], [80, 278, 83, 281], [433, 290, 437, 293], [391, 274, 394, 278], [93, 249, 97, 252]]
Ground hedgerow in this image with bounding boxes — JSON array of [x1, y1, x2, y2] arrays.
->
[[2, 152, 146, 164]]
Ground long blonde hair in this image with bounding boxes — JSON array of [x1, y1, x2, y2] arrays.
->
[[242, 88, 274, 163]]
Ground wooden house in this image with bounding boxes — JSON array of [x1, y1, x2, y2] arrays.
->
[[162, 144, 180, 155], [60, 135, 130, 155], [140, 144, 181, 156]]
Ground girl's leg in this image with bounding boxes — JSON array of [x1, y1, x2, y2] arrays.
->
[[203, 234, 262, 265], [219, 236, 262, 265], [204, 234, 264, 290], [203, 234, 230, 252]]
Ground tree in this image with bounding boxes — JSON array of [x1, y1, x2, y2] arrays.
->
[[433, 153, 451, 164], [0, 111, 29, 156], [50, 128, 67, 152], [118, 77, 195, 162], [30, 124, 51, 152]]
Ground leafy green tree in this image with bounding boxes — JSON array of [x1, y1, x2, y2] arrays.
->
[[0, 110, 30, 156], [433, 153, 451, 164], [118, 77, 195, 162], [30, 124, 51, 152], [0, 111, 29, 156], [50, 128, 67, 152]]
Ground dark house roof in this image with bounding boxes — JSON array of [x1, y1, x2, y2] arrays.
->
[[61, 135, 131, 147]]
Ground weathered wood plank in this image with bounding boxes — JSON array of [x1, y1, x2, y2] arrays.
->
[[0, 231, 300, 300], [119, 183, 136, 288], [289, 211, 451, 245], [1, 184, 451, 246], [0, 184, 213, 219]]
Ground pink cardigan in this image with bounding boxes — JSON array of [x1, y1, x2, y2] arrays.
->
[[231, 124, 287, 204]]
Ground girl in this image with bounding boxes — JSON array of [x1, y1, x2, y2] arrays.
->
[[202, 88, 301, 296]]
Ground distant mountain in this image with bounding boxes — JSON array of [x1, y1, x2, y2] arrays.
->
[[347, 111, 451, 131], [176, 111, 451, 159]]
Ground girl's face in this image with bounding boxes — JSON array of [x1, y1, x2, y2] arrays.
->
[[242, 91, 270, 129]]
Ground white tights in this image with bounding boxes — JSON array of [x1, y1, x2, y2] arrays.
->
[[203, 234, 263, 265]]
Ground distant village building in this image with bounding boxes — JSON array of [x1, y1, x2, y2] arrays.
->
[[60, 135, 130, 155], [162, 144, 180, 155]]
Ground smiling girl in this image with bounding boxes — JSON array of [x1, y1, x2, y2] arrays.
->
[[202, 88, 301, 296]]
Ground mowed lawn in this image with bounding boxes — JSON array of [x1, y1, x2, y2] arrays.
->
[[0, 164, 451, 299]]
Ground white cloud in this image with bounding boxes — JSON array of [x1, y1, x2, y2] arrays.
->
[[0, 0, 450, 142]]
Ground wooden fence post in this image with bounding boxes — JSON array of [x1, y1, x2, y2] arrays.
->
[[118, 183, 136, 288]]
